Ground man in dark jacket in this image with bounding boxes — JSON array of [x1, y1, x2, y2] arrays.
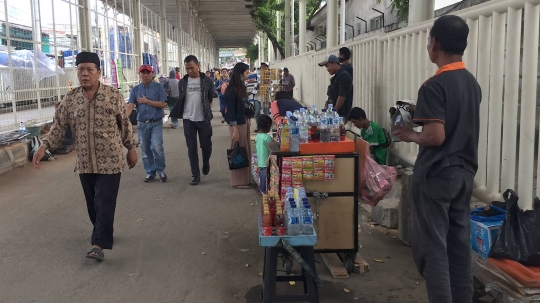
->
[[170, 55, 214, 185], [319, 54, 353, 119]]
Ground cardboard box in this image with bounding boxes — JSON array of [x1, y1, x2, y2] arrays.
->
[[470, 219, 503, 259]]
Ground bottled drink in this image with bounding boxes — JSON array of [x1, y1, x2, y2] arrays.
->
[[319, 109, 330, 143], [392, 111, 406, 142], [280, 118, 290, 152], [262, 209, 273, 236], [299, 108, 309, 144], [275, 209, 286, 236], [289, 116, 300, 152], [19, 122, 26, 134], [308, 106, 320, 142], [339, 117, 346, 140], [276, 119, 284, 145], [301, 205, 314, 235], [330, 110, 340, 142], [287, 202, 301, 236]]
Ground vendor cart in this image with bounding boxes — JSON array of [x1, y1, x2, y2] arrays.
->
[[267, 140, 359, 273]]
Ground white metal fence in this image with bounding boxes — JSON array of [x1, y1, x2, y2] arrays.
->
[[0, 0, 191, 133], [273, 0, 540, 210]]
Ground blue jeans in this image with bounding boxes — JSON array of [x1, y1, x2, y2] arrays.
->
[[137, 121, 166, 176], [259, 167, 267, 194], [253, 99, 270, 121], [219, 95, 227, 119], [166, 97, 179, 126]]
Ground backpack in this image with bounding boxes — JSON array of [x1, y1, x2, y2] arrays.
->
[[28, 136, 54, 162], [163, 81, 171, 97], [380, 128, 393, 149]]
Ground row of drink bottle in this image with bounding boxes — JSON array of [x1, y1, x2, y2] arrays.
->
[[278, 104, 346, 152], [260, 187, 314, 236]]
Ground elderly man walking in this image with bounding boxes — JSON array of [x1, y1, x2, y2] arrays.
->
[[127, 64, 168, 183], [32, 52, 138, 261]]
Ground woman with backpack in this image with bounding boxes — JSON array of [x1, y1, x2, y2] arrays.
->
[[224, 63, 253, 189], [215, 68, 230, 123]]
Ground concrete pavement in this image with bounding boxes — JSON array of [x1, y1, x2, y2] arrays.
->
[[0, 104, 428, 303]]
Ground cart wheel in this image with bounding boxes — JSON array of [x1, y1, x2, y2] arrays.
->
[[283, 257, 293, 275], [345, 255, 355, 274]]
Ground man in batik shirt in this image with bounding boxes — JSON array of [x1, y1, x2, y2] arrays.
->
[[33, 52, 139, 261]]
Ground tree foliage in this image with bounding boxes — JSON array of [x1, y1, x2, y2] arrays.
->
[[377, 0, 409, 21], [246, 0, 323, 60], [246, 44, 259, 62]]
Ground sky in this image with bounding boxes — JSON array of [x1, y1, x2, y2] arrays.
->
[[435, 0, 463, 10]]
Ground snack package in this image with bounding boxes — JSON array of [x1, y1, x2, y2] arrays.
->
[[324, 155, 335, 168], [314, 168, 325, 181], [302, 156, 314, 169], [324, 168, 335, 181], [303, 169, 314, 181], [282, 157, 293, 169], [292, 157, 303, 169], [281, 169, 292, 182], [292, 168, 303, 182], [314, 156, 325, 168], [293, 181, 304, 188]]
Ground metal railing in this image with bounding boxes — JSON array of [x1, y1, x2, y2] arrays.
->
[[273, 0, 540, 210], [0, 0, 193, 133]]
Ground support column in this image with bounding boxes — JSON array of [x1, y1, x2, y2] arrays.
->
[[408, 0, 434, 25], [298, 0, 306, 54], [79, 0, 93, 51], [133, 0, 143, 69], [189, 10, 194, 55], [327, 0, 338, 48], [160, 0, 168, 73], [284, 0, 291, 57], [290, 0, 295, 56], [176, 0, 183, 65], [276, 5, 281, 60], [340, 0, 345, 44]]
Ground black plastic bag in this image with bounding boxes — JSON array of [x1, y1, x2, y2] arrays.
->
[[129, 108, 137, 126], [227, 141, 249, 170], [489, 189, 540, 266]]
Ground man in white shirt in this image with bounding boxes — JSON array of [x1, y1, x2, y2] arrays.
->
[[170, 55, 215, 185]]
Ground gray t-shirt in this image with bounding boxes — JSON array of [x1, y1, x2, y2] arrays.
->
[[281, 74, 295, 91], [168, 78, 180, 97], [183, 77, 204, 121]]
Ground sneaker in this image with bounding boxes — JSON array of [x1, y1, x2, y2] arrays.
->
[[190, 176, 200, 185], [160, 173, 168, 183], [170, 123, 177, 129], [144, 175, 155, 183], [202, 163, 210, 175]]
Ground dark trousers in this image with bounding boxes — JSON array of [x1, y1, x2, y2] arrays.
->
[[79, 173, 121, 250], [411, 165, 474, 303], [219, 96, 227, 119], [183, 120, 213, 177]]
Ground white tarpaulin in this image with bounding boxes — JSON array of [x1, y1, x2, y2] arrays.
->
[[0, 49, 65, 90]]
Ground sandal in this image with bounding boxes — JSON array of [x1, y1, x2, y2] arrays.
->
[[86, 247, 104, 261]]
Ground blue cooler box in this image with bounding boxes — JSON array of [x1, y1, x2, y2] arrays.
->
[[470, 219, 503, 259]]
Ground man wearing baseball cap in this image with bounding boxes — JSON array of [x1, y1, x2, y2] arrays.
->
[[33, 52, 139, 261], [319, 54, 353, 119], [127, 64, 168, 183]]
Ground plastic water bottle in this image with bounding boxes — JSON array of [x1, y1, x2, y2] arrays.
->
[[19, 122, 26, 134], [299, 108, 309, 144], [330, 110, 340, 142], [289, 116, 300, 152], [319, 109, 329, 142], [287, 202, 301, 236], [301, 205, 314, 235], [308, 106, 320, 141]]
